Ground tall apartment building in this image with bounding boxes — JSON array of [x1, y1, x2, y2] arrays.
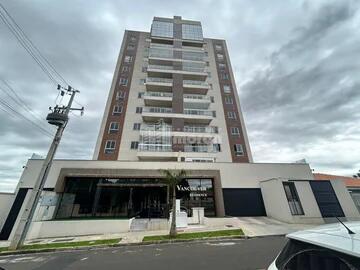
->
[[94, 16, 252, 163], [3, 16, 357, 242]]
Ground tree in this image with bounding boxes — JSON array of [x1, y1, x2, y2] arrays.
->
[[160, 169, 187, 237]]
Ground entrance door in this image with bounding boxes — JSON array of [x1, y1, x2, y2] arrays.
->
[[131, 187, 167, 218]]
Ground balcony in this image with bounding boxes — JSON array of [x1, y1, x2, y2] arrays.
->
[[147, 65, 207, 79], [142, 107, 214, 124], [143, 92, 172, 106], [145, 77, 173, 91], [184, 94, 211, 109], [184, 145, 218, 153], [148, 48, 205, 63], [183, 80, 210, 95], [137, 143, 177, 161]]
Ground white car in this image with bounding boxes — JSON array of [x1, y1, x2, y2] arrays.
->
[[268, 221, 360, 269]]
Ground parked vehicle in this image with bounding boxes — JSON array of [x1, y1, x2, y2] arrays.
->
[[268, 221, 360, 269]]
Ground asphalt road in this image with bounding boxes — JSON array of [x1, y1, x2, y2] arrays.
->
[[0, 236, 286, 270]]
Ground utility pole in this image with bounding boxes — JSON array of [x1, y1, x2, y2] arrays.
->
[[9, 85, 83, 250]]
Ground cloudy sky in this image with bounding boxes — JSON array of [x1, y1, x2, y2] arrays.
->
[[0, 0, 359, 192]]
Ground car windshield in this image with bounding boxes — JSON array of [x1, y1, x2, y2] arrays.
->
[[276, 239, 360, 270]]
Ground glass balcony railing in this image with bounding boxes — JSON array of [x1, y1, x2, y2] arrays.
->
[[146, 77, 173, 84], [138, 144, 172, 152], [148, 65, 205, 73], [148, 64, 174, 71], [141, 124, 172, 132], [143, 92, 173, 98], [184, 145, 217, 153], [183, 126, 218, 134], [183, 80, 209, 87], [143, 107, 173, 114], [184, 109, 214, 117], [183, 94, 210, 101]]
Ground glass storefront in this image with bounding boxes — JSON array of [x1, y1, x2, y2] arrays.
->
[[55, 177, 216, 219]]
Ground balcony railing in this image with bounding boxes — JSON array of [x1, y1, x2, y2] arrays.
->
[[148, 65, 205, 73], [184, 109, 214, 117], [143, 107, 173, 114], [184, 94, 210, 101], [141, 124, 172, 132], [146, 77, 173, 84], [183, 126, 218, 134], [138, 144, 172, 152], [183, 80, 209, 87], [184, 145, 217, 153], [143, 92, 173, 98]]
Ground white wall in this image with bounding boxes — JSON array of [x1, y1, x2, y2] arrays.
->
[[26, 219, 130, 240], [331, 180, 360, 220], [18, 159, 313, 190], [0, 192, 15, 231]]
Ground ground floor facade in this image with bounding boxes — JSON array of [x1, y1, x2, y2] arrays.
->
[[0, 159, 359, 241]]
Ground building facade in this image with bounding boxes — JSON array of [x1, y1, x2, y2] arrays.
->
[[0, 16, 359, 242], [93, 16, 252, 163]]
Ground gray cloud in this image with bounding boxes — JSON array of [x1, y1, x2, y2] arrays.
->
[[0, 0, 359, 192]]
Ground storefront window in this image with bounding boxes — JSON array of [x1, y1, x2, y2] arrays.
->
[[176, 178, 216, 217]]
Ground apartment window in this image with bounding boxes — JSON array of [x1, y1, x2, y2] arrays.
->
[[213, 143, 221, 152], [124, 56, 133, 63], [227, 111, 237, 119], [108, 122, 119, 133], [207, 72, 211, 78], [225, 96, 233, 104], [119, 77, 128, 86], [104, 140, 116, 154], [219, 63, 226, 69], [142, 66, 147, 72], [215, 45, 222, 51], [217, 54, 224, 60], [234, 144, 244, 156], [136, 107, 142, 113], [210, 96, 215, 103], [122, 66, 129, 72], [130, 36, 137, 42], [116, 91, 126, 100], [223, 85, 231, 93], [221, 73, 229, 80], [130, 141, 139, 149], [182, 23, 203, 41], [138, 92, 144, 98], [204, 51, 208, 57], [231, 127, 240, 136], [139, 79, 146, 85], [151, 20, 173, 38], [127, 44, 135, 50], [283, 182, 304, 215], [113, 105, 123, 115], [206, 61, 209, 66], [133, 123, 141, 130]]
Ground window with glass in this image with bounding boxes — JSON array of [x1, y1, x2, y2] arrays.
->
[[231, 127, 240, 135], [225, 96, 233, 104], [182, 24, 203, 41], [119, 78, 128, 86], [124, 56, 133, 63], [116, 91, 126, 100], [105, 140, 116, 153], [217, 54, 224, 60], [136, 107, 142, 113], [227, 111, 237, 119], [283, 182, 304, 215], [234, 144, 244, 156], [151, 20, 174, 38], [109, 122, 119, 133], [112, 105, 123, 115], [133, 123, 141, 130], [130, 141, 139, 149], [215, 45, 222, 51], [176, 178, 215, 216], [223, 85, 231, 93]]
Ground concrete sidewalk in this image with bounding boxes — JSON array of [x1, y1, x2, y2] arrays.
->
[[0, 217, 319, 248]]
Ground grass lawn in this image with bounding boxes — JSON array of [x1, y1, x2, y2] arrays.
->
[[143, 229, 244, 242], [0, 238, 121, 253]]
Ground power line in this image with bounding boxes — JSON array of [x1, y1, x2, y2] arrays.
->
[[0, 78, 45, 124], [0, 3, 68, 86], [0, 97, 53, 138]]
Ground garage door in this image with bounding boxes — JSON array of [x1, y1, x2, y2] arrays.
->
[[223, 188, 266, 216]]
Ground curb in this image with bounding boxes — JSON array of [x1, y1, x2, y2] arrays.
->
[[0, 234, 285, 256]]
